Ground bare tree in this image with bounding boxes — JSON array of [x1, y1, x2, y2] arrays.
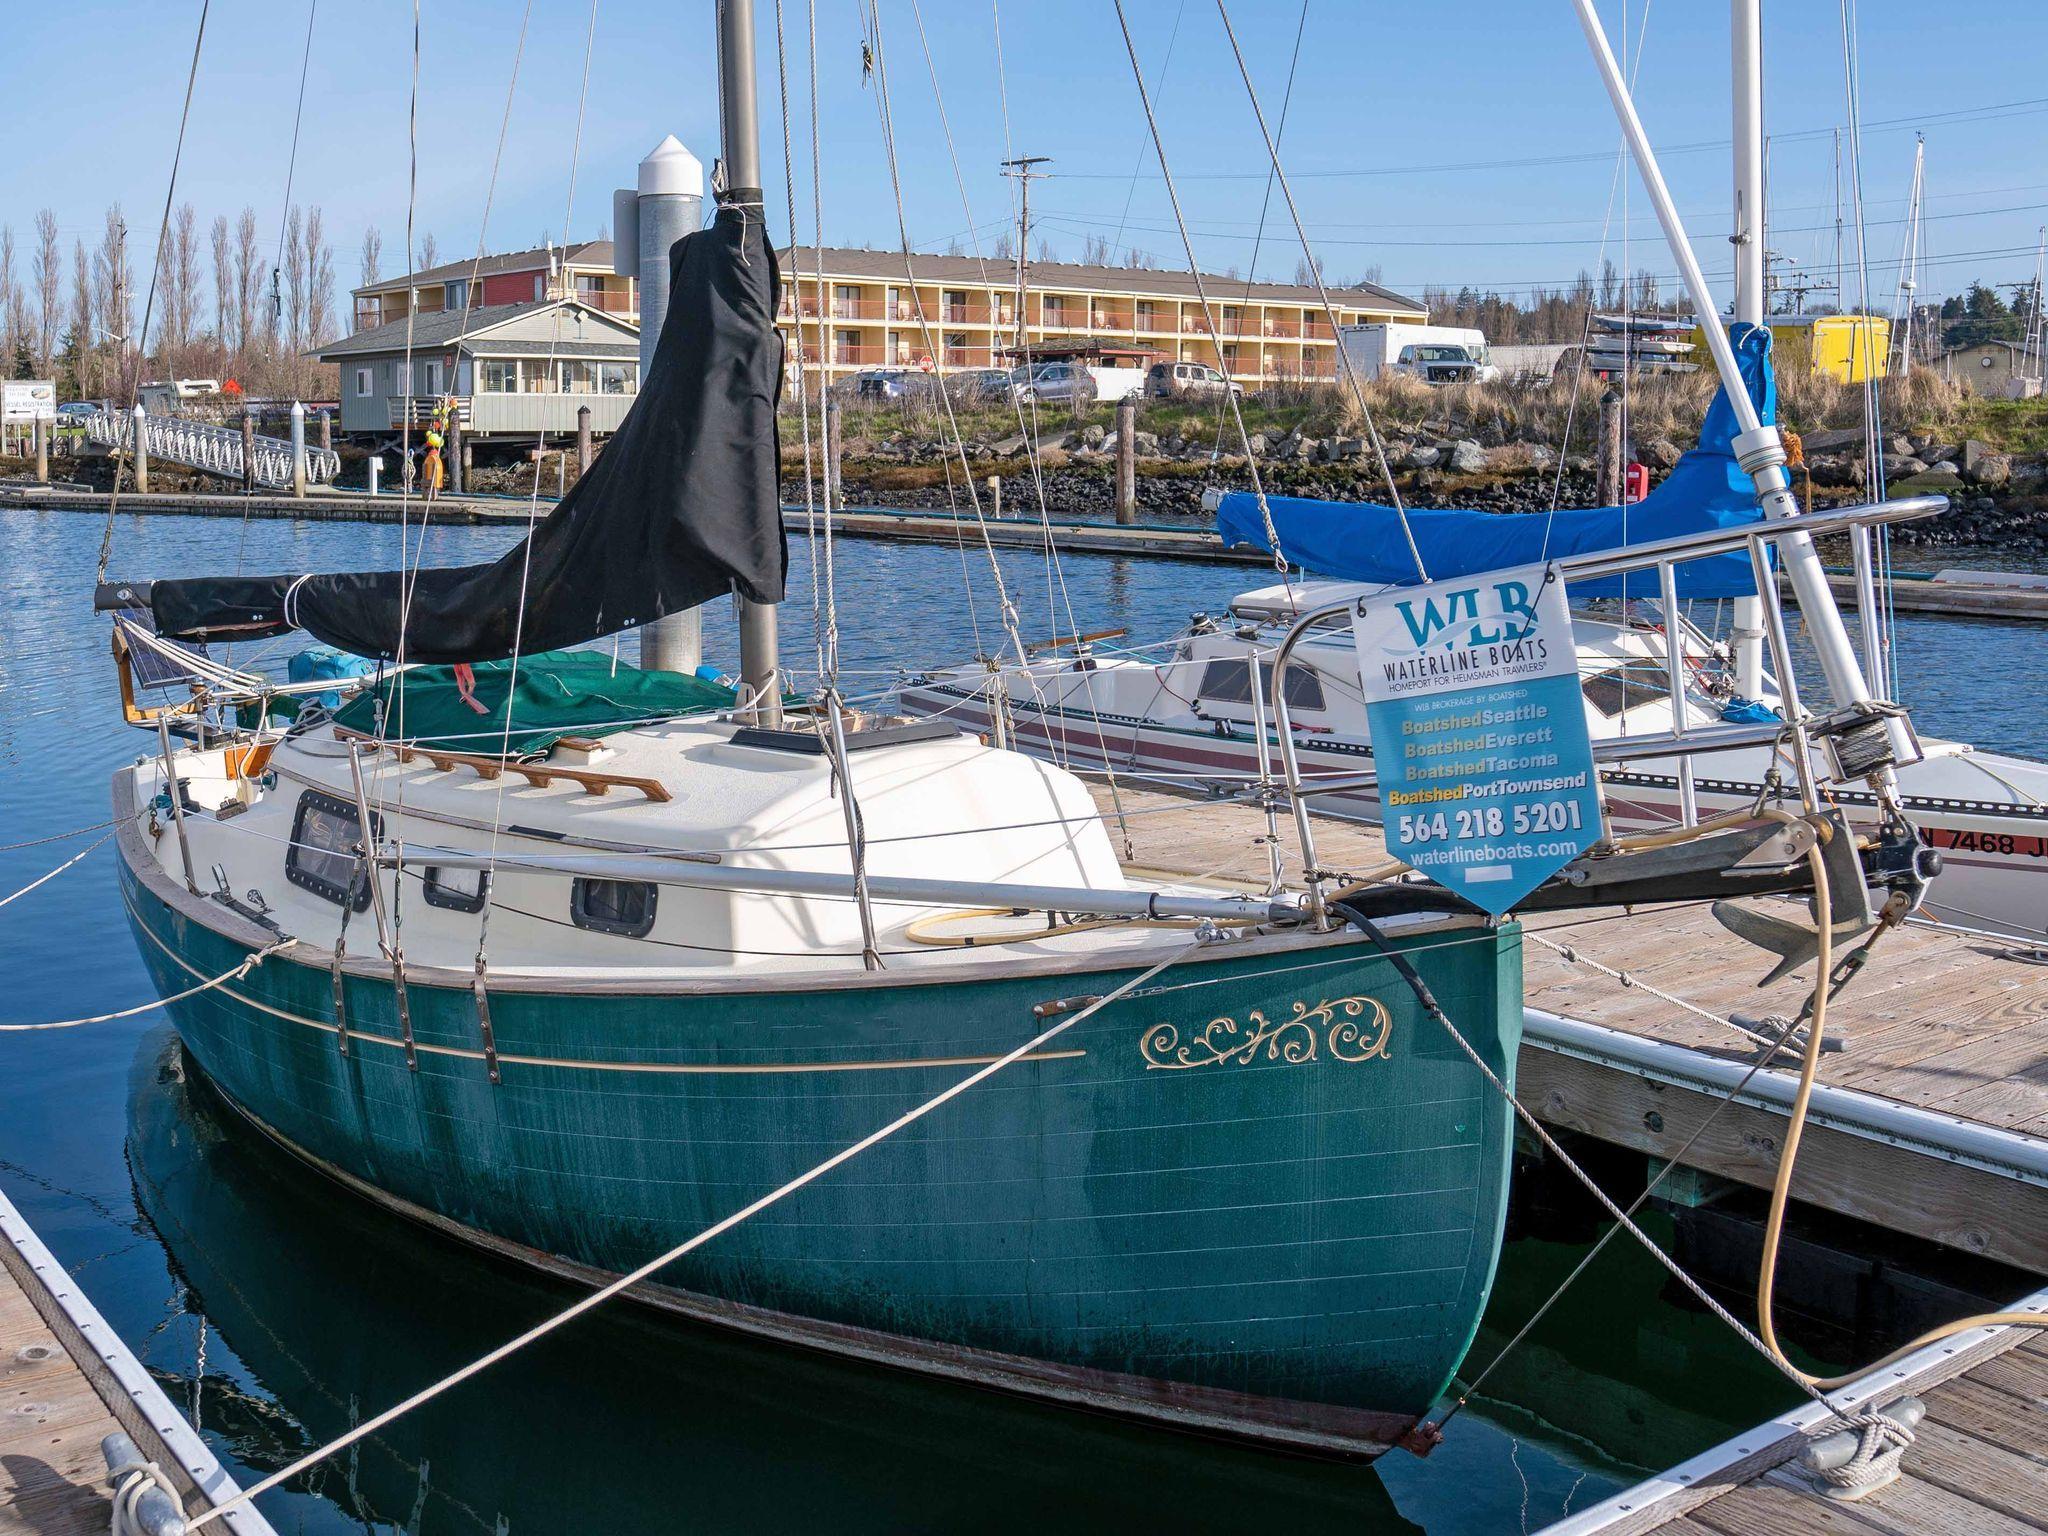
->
[[209, 215, 233, 354], [232, 208, 261, 375], [93, 206, 134, 396], [70, 239, 95, 396], [1079, 232, 1112, 266], [160, 203, 202, 372], [280, 206, 308, 394], [419, 231, 439, 270], [1292, 255, 1323, 288], [359, 225, 381, 287], [306, 207, 335, 350], [0, 227, 19, 375], [33, 210, 61, 373]]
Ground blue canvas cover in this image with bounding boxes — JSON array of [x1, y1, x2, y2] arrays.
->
[[1215, 323, 1777, 599]]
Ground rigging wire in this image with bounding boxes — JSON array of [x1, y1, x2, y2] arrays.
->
[[1210, 0, 1423, 585], [94, 0, 211, 587]]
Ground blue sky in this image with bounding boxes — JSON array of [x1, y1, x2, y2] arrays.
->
[[7, 0, 2045, 314]]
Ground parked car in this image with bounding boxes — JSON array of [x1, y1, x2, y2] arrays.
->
[[1145, 361, 1243, 400], [945, 368, 1014, 404], [56, 400, 104, 421], [1007, 362, 1099, 406], [853, 368, 917, 400]]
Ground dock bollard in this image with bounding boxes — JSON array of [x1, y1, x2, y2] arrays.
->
[[289, 401, 308, 498], [101, 1432, 188, 1536], [130, 404, 149, 494]]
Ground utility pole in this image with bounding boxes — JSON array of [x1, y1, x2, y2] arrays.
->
[[1000, 156, 1051, 364], [718, 0, 781, 728]]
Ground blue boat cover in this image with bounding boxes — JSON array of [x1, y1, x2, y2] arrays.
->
[[1215, 324, 1777, 599]]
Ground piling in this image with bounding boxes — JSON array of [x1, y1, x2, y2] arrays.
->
[[289, 401, 308, 499], [1597, 388, 1622, 505], [988, 474, 1002, 518], [317, 409, 332, 454], [240, 411, 256, 494], [1115, 395, 1137, 525], [576, 405, 593, 474], [367, 455, 381, 496], [448, 415, 464, 495], [130, 404, 148, 494], [823, 396, 842, 513], [33, 417, 47, 484]]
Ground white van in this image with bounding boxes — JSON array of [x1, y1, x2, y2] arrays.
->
[[1338, 324, 1501, 385]]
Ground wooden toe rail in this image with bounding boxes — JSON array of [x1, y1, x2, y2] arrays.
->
[[335, 727, 671, 802]]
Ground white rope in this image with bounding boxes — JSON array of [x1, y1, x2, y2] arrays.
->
[[186, 938, 1209, 1528], [106, 1453, 186, 1536], [0, 938, 297, 1032], [0, 832, 113, 912]]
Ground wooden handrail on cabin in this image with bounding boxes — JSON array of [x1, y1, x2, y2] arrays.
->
[[334, 726, 672, 802]]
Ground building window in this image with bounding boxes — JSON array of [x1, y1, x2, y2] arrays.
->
[[833, 284, 863, 319], [445, 278, 468, 313], [422, 866, 490, 914], [354, 367, 372, 397], [421, 360, 443, 394], [570, 878, 658, 938], [560, 360, 597, 392], [482, 360, 519, 393], [1135, 300, 1157, 329], [533, 273, 546, 302], [594, 362, 635, 395], [286, 790, 376, 910]]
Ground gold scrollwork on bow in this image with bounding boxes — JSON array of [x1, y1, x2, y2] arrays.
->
[[1140, 995, 1393, 1070]]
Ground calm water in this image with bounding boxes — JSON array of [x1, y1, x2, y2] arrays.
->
[[1, 506, 2040, 1534]]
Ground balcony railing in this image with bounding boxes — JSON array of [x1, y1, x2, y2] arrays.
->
[[941, 347, 995, 367], [388, 396, 476, 427], [573, 287, 635, 314]]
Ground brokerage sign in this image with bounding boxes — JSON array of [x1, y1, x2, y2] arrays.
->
[[1354, 562, 1601, 915]]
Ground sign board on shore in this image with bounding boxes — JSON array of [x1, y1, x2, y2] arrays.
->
[[1, 380, 56, 424], [1354, 562, 1601, 916]]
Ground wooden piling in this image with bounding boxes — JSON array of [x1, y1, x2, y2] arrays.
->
[[1597, 388, 1622, 505], [576, 404, 593, 475], [1115, 395, 1137, 525], [33, 417, 47, 483], [447, 415, 464, 495], [241, 412, 257, 494]]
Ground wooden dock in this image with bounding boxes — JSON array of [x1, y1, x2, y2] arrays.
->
[[1095, 784, 2048, 1271], [0, 1187, 276, 1535], [1530, 1281, 2048, 1535]]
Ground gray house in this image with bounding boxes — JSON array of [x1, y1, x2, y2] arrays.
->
[[318, 300, 643, 443]]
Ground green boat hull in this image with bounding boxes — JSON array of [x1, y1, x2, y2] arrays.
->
[[118, 845, 1522, 1454]]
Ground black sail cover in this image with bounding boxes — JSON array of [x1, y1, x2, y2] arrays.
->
[[149, 208, 786, 663]]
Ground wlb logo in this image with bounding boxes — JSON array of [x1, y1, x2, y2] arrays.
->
[[1394, 577, 1540, 653]]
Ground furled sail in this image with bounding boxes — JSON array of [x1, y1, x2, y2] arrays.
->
[[145, 206, 786, 664], [1215, 323, 1778, 599]]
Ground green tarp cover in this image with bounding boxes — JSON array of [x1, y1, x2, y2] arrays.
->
[[330, 649, 738, 757]]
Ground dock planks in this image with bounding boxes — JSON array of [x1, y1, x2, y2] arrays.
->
[[0, 1190, 276, 1535], [1093, 784, 2048, 1269]]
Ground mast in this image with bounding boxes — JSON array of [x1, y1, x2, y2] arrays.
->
[[718, 0, 782, 727], [1572, 0, 1907, 764], [1891, 135, 1925, 372], [1728, 0, 1768, 699]]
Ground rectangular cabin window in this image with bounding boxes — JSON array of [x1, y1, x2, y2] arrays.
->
[[1196, 658, 1325, 712], [286, 790, 376, 910], [354, 367, 371, 397], [422, 866, 490, 914], [570, 878, 658, 938], [1581, 661, 1673, 718], [482, 360, 519, 393]]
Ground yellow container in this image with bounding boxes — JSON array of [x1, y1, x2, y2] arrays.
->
[[1693, 314, 1891, 382]]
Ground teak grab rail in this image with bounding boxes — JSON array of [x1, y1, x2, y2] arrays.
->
[[334, 727, 671, 802]]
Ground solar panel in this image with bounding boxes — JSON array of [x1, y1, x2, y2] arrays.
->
[[116, 613, 213, 692]]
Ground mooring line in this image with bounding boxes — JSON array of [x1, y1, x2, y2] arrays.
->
[[0, 831, 114, 912], [0, 938, 297, 1033], [184, 939, 1209, 1528]]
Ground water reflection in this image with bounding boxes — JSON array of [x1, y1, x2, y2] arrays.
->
[[127, 1031, 1420, 1536]]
